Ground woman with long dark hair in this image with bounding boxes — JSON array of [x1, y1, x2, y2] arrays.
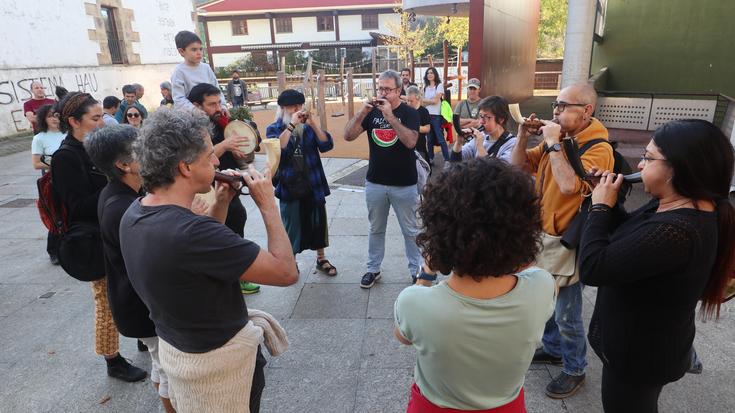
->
[[579, 119, 735, 412], [51, 92, 146, 383], [422, 67, 449, 163]]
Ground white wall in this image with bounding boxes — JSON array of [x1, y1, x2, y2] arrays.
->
[[208, 19, 272, 46], [0, 0, 99, 68], [339, 13, 399, 40], [0, 64, 178, 137], [214, 52, 250, 68], [122, 0, 195, 64], [275, 17, 337, 43], [0, 0, 193, 69]]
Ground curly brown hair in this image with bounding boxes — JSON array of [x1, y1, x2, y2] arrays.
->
[[417, 158, 542, 280]]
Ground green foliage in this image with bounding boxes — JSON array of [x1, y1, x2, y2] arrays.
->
[[538, 0, 568, 58], [384, 7, 431, 59], [228, 105, 253, 122], [437, 17, 469, 50]]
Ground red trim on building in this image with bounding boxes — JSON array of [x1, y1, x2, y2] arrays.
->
[[201, 0, 396, 13]]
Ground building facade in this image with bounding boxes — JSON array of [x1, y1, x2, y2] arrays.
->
[[0, 0, 196, 138], [197, 0, 400, 69]]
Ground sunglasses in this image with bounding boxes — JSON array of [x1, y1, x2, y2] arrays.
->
[[126, 113, 141, 118]]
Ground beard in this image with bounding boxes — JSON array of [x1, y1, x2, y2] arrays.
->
[[282, 111, 293, 126], [210, 111, 229, 129]]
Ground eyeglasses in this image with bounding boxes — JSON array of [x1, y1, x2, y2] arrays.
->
[[551, 101, 588, 112], [51, 113, 60, 119], [126, 113, 141, 118], [478, 114, 495, 121], [377, 87, 398, 93], [640, 154, 667, 164]]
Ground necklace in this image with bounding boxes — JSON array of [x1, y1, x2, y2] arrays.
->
[[657, 198, 693, 212]]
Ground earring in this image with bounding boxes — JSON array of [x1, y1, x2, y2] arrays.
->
[[666, 176, 673, 184]]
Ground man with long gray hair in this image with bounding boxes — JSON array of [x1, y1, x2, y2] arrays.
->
[[119, 108, 298, 412], [344, 69, 421, 288]]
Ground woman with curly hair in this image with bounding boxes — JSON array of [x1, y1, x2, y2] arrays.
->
[[394, 158, 557, 412]]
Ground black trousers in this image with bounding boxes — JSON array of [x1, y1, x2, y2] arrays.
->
[[601, 366, 663, 413], [249, 346, 267, 413], [46, 231, 60, 257], [225, 196, 247, 237]]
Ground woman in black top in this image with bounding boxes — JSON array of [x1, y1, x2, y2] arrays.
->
[[51, 92, 146, 383], [579, 119, 735, 413]]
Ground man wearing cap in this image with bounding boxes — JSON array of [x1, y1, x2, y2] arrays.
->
[[266, 89, 337, 277], [160, 81, 173, 107], [454, 78, 483, 129]]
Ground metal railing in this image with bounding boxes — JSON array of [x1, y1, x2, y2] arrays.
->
[[107, 38, 125, 64]]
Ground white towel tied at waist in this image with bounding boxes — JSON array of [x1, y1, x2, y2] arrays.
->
[[248, 308, 289, 356]]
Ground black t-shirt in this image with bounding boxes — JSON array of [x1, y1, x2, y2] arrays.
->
[[416, 106, 431, 160], [119, 200, 261, 353], [211, 122, 239, 171], [98, 180, 155, 338], [361, 102, 420, 186], [400, 82, 417, 96]]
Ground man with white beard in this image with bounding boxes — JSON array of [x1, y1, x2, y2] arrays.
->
[[265, 90, 337, 277]]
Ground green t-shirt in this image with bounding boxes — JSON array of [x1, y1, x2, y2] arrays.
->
[[454, 98, 481, 119], [394, 267, 555, 410]]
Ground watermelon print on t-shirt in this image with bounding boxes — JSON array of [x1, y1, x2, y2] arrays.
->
[[371, 128, 398, 147]]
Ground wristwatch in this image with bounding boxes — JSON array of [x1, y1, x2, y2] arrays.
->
[[546, 143, 561, 154]]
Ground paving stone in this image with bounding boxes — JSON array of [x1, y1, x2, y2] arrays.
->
[[0, 282, 57, 317], [268, 319, 365, 370], [353, 367, 413, 413], [360, 319, 415, 369], [366, 283, 409, 319], [292, 283, 369, 319], [243, 282, 304, 319], [260, 368, 358, 413]]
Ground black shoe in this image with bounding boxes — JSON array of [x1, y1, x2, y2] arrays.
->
[[532, 348, 563, 365], [137, 339, 148, 352], [545, 372, 585, 399], [106, 355, 147, 382], [360, 272, 381, 289], [49, 255, 59, 265]]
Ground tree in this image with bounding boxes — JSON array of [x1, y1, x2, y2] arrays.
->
[[538, 0, 568, 58], [384, 7, 431, 60], [437, 17, 469, 51]]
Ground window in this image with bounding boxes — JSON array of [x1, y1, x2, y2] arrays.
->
[[316, 15, 334, 32], [100, 7, 124, 64], [275, 17, 292, 33], [361, 13, 379, 30], [231, 19, 248, 35], [594, 0, 608, 40]]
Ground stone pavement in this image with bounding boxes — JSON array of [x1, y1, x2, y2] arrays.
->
[[0, 145, 733, 413]]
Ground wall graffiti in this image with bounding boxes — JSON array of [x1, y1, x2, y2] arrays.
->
[[0, 72, 99, 132]]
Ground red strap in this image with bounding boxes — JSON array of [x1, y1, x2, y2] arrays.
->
[[406, 383, 526, 413]]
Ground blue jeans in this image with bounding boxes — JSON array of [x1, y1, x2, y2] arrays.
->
[[365, 181, 422, 277], [542, 282, 588, 376], [428, 115, 450, 162]]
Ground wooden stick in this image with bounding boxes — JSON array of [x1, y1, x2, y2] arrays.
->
[[347, 68, 354, 118], [276, 71, 286, 93], [457, 47, 463, 102], [317, 69, 327, 131], [371, 47, 377, 97]]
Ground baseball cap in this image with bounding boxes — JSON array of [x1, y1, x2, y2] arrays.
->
[[467, 78, 481, 89]]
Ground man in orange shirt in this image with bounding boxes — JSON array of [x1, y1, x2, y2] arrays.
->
[[511, 83, 614, 399]]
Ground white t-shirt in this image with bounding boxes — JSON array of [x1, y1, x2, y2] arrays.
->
[[31, 131, 65, 156], [423, 82, 443, 115]]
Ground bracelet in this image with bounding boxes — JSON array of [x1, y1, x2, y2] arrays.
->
[[589, 203, 612, 213], [286, 123, 295, 132]]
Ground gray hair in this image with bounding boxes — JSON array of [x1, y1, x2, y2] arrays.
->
[[30, 80, 43, 89], [160, 81, 172, 91], [134, 108, 212, 191], [406, 85, 422, 98], [379, 70, 401, 89], [84, 124, 138, 181]]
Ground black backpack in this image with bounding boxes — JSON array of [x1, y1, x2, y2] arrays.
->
[[578, 139, 634, 205]]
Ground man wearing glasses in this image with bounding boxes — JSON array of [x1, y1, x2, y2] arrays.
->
[[511, 83, 614, 399], [344, 70, 421, 289]]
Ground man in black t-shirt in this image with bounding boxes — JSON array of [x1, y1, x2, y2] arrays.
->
[[119, 109, 298, 412], [344, 69, 422, 288], [188, 83, 261, 294]]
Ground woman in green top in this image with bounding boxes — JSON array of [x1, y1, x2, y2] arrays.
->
[[394, 158, 556, 412]]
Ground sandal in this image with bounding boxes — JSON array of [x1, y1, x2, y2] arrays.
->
[[316, 259, 338, 276]]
